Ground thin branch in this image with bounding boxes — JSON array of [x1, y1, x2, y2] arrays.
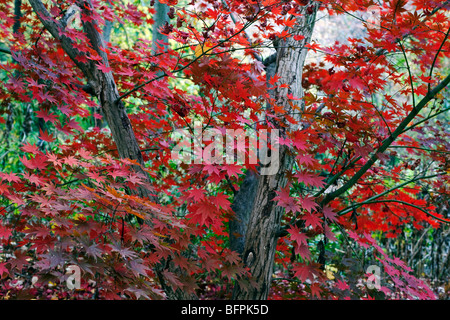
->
[[335, 173, 444, 216], [0, 46, 11, 55], [28, 0, 88, 73], [320, 73, 450, 207], [220, 0, 262, 62], [342, 199, 450, 224], [398, 40, 415, 108], [402, 106, 450, 134], [116, 11, 266, 102], [389, 145, 450, 155], [428, 26, 450, 92]]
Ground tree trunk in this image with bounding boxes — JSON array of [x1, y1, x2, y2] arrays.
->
[[228, 52, 277, 255], [229, 170, 258, 254], [29, 0, 320, 300], [29, 0, 199, 300], [152, 0, 169, 53], [233, 3, 319, 300]]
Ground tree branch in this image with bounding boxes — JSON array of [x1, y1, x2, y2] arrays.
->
[[28, 0, 88, 74], [389, 145, 450, 155], [117, 10, 265, 102], [428, 26, 450, 92], [277, 172, 444, 238], [341, 199, 450, 224], [402, 106, 450, 133], [320, 73, 450, 206], [0, 46, 11, 55], [335, 173, 444, 216]]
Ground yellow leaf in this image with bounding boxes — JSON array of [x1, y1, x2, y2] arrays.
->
[[325, 265, 337, 280], [194, 42, 214, 57]]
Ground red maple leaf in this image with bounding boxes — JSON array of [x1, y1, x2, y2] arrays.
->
[[293, 263, 319, 282], [273, 186, 301, 213], [64, 156, 79, 167], [288, 225, 309, 249], [211, 193, 231, 210], [39, 128, 55, 143], [162, 270, 183, 290], [309, 282, 322, 299], [323, 205, 338, 223], [302, 212, 323, 229], [78, 148, 93, 160], [97, 62, 112, 73], [305, 41, 321, 53], [298, 196, 318, 213], [296, 243, 311, 260], [20, 154, 48, 170], [8, 250, 29, 271], [189, 201, 219, 225], [0, 262, 9, 278], [202, 163, 221, 175], [294, 172, 325, 188], [0, 183, 9, 195], [186, 188, 205, 202], [0, 172, 21, 183], [21, 142, 39, 154], [291, 132, 309, 151], [222, 164, 243, 178], [296, 153, 316, 167], [0, 225, 12, 239], [324, 225, 337, 241], [335, 279, 350, 291], [35, 110, 58, 123]]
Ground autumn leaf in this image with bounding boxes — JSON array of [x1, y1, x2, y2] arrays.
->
[[0, 263, 9, 278], [21, 142, 39, 154], [293, 263, 319, 282], [162, 270, 183, 290], [211, 192, 231, 210], [288, 225, 309, 247], [298, 196, 318, 213], [186, 188, 205, 202], [335, 279, 350, 291], [35, 110, 58, 123], [39, 128, 55, 143], [294, 172, 325, 188], [322, 206, 338, 223], [97, 61, 112, 73], [0, 225, 12, 239], [309, 282, 322, 299], [194, 42, 214, 57], [273, 185, 301, 213], [302, 212, 323, 229], [222, 164, 243, 178]]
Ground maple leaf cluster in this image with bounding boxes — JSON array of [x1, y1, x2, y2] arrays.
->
[[0, 0, 448, 300]]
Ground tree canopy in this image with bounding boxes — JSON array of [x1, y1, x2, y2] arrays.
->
[[0, 0, 449, 300]]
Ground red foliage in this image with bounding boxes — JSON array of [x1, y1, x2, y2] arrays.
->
[[0, 0, 448, 300]]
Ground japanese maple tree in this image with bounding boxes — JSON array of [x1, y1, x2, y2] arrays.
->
[[0, 0, 449, 300]]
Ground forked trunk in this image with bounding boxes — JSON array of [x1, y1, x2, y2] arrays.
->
[[233, 3, 319, 300]]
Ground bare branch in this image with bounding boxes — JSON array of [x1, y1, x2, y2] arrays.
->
[[28, 0, 88, 72]]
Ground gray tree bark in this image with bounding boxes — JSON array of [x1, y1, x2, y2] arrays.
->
[[228, 53, 277, 255], [29, 0, 152, 199], [28, 0, 198, 300], [232, 3, 319, 300], [151, 0, 169, 53], [29, 0, 320, 300], [229, 170, 258, 254]]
